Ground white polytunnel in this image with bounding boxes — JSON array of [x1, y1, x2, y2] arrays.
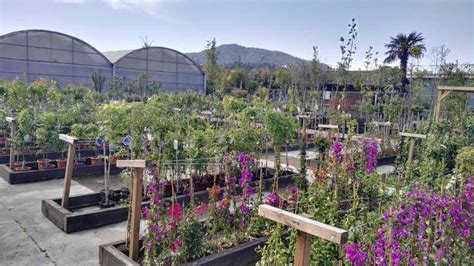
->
[[0, 30, 206, 94]]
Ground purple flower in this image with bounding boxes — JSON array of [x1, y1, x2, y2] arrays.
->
[[362, 138, 378, 173], [345, 243, 367, 266], [142, 206, 149, 218], [244, 186, 255, 197], [239, 203, 250, 215], [331, 141, 344, 163], [346, 164, 355, 172], [265, 192, 280, 207]]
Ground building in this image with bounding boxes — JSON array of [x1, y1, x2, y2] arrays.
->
[[0, 30, 205, 94]]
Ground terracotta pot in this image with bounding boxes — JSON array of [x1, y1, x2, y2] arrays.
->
[[37, 159, 49, 170], [56, 159, 67, 168], [110, 156, 119, 164], [90, 156, 102, 166], [12, 161, 22, 170]]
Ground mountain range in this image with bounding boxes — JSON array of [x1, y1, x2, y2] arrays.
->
[[185, 44, 307, 68]]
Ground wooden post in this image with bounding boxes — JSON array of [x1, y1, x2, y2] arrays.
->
[[116, 159, 146, 262], [6, 117, 17, 168], [59, 134, 78, 208], [294, 230, 312, 266], [399, 132, 426, 162], [258, 204, 348, 266]]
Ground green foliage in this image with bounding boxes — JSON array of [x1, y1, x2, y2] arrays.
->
[[455, 146, 474, 177], [182, 220, 205, 260], [265, 111, 297, 146]]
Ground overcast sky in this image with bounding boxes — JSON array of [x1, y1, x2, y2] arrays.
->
[[1, 0, 473, 69]]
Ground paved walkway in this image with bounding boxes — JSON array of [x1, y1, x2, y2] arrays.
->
[[0, 177, 127, 266]]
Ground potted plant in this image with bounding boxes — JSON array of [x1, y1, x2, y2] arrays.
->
[[35, 112, 58, 170]]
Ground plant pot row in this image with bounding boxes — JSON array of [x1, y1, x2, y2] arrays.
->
[[0, 148, 99, 164], [11, 156, 120, 172]]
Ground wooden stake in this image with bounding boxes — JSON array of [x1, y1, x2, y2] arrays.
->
[[61, 143, 76, 208], [129, 167, 143, 261]]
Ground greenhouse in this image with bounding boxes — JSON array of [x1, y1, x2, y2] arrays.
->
[[0, 30, 205, 94]]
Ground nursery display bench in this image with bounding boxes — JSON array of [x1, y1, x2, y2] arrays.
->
[[42, 134, 123, 232]]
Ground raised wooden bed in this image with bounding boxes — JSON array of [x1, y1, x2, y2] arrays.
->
[[99, 236, 269, 266], [0, 158, 120, 184], [42, 170, 295, 233]]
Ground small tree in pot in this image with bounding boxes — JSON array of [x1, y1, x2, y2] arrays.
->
[[265, 111, 297, 191]]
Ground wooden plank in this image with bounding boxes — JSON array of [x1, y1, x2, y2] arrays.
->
[[399, 132, 427, 139], [318, 124, 338, 129], [59, 134, 78, 144], [6, 117, 16, 123], [116, 160, 146, 168], [258, 204, 348, 244], [371, 121, 391, 126], [297, 115, 310, 119], [294, 230, 311, 266], [438, 86, 474, 92], [61, 143, 76, 208], [129, 168, 143, 261]]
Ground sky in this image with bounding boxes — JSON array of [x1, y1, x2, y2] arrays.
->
[[1, 0, 473, 69]]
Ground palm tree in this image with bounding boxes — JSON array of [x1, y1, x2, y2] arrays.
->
[[384, 32, 426, 92]]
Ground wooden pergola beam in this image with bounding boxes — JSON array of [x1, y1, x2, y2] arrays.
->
[[434, 86, 474, 123]]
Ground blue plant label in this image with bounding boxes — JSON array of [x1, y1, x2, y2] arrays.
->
[[122, 135, 132, 146], [95, 137, 104, 146], [109, 144, 116, 153]]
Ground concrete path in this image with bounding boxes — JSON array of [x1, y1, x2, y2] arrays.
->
[[0, 178, 127, 266]]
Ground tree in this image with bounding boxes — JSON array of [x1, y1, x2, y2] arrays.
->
[[203, 38, 221, 95], [384, 32, 426, 91]]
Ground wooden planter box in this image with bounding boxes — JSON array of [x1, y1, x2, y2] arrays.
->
[[99, 236, 268, 266], [0, 148, 96, 164], [42, 171, 295, 233], [41, 188, 210, 233], [0, 159, 120, 184]]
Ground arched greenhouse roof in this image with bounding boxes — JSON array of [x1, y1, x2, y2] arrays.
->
[[0, 30, 206, 93]]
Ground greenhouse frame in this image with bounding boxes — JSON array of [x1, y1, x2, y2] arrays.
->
[[0, 29, 206, 93]]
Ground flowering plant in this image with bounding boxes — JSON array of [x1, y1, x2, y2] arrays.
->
[[345, 177, 474, 265]]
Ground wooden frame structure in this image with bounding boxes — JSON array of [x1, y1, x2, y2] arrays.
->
[[59, 134, 78, 208], [434, 86, 474, 123], [317, 124, 339, 140], [258, 204, 348, 266], [116, 159, 146, 261], [399, 132, 427, 161]]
